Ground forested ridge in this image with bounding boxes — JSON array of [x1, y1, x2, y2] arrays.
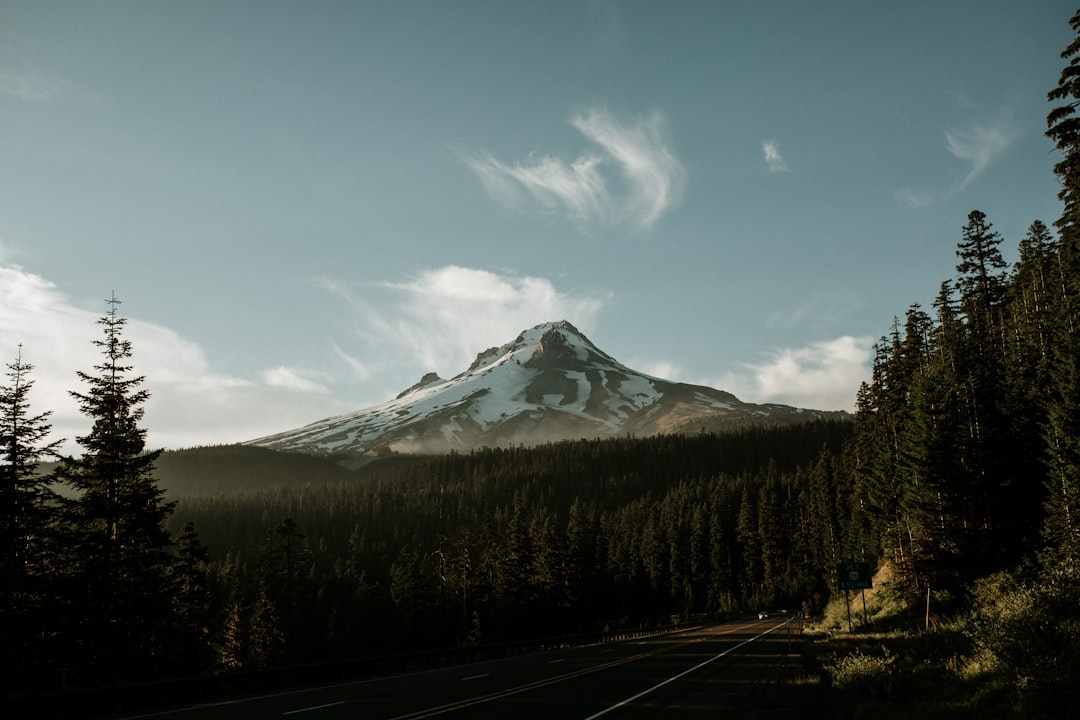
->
[[3, 9, 1080, 711], [161, 423, 854, 668]]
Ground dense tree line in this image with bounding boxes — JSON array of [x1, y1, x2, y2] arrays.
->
[[850, 211, 1053, 601], [162, 424, 855, 668], [846, 7, 1080, 612]]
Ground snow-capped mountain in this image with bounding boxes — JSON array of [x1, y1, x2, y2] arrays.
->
[[250, 321, 847, 462]]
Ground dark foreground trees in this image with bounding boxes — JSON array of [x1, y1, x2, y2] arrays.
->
[[51, 295, 179, 683], [0, 297, 214, 693], [0, 348, 62, 693], [159, 424, 858, 667], [1044, 8, 1080, 569]]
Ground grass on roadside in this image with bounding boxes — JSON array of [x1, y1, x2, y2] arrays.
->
[[797, 563, 1079, 719]]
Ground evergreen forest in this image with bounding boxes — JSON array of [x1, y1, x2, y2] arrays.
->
[[4, 8, 1080, 714]]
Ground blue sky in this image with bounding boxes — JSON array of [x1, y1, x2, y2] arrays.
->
[[0, 0, 1073, 451]]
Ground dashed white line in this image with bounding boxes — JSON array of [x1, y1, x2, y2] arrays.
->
[[282, 701, 346, 715], [461, 673, 491, 681]]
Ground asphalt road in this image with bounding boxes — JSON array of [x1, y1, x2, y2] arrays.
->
[[113, 618, 818, 720]]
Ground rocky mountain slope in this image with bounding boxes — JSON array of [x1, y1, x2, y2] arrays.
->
[[250, 321, 848, 462]]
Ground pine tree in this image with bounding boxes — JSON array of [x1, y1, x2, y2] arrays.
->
[[953, 211, 1019, 572], [735, 487, 760, 605], [258, 517, 316, 658], [389, 542, 439, 648], [248, 582, 285, 668], [566, 499, 601, 629], [55, 295, 176, 683], [216, 580, 247, 671], [168, 521, 213, 675], [956, 210, 1009, 346], [0, 347, 62, 690], [1001, 221, 1058, 554], [1047, 10, 1080, 241], [1044, 10, 1080, 566], [757, 479, 783, 606], [1009, 221, 1058, 387]]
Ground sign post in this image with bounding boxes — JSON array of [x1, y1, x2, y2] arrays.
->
[[836, 562, 872, 631]]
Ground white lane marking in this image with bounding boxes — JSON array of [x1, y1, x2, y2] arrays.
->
[[548, 658, 565, 664], [582, 626, 779, 720], [282, 701, 346, 715], [461, 673, 491, 681]]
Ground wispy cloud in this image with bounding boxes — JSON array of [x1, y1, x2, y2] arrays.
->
[[0, 264, 347, 452], [713, 336, 873, 412], [323, 265, 608, 380], [896, 113, 1015, 208], [945, 116, 1013, 191], [461, 108, 685, 230], [762, 140, 791, 173]]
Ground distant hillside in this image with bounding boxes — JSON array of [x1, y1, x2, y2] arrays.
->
[[153, 444, 362, 496]]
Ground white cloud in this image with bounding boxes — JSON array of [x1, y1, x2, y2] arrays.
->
[[261, 366, 329, 394], [946, 117, 1013, 191], [0, 263, 348, 452], [465, 151, 608, 225], [713, 336, 873, 412], [637, 359, 681, 381], [461, 108, 685, 229], [895, 113, 1014, 208], [762, 140, 791, 173], [324, 265, 608, 380]]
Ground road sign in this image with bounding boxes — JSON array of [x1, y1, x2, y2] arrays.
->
[[836, 562, 872, 590]]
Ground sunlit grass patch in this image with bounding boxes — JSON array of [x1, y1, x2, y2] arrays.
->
[[823, 645, 896, 696]]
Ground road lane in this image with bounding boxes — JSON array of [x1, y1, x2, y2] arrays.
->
[[112, 619, 806, 720], [581, 627, 769, 719], [427, 621, 800, 719]]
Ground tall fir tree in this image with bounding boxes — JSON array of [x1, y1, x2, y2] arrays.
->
[[55, 295, 176, 683], [1000, 220, 1058, 555], [953, 211, 1024, 573], [0, 347, 62, 691], [1047, 10, 1080, 243], [955, 210, 1009, 346], [1044, 9, 1080, 566]]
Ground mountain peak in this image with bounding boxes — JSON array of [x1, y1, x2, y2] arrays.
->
[[251, 320, 849, 463], [395, 371, 445, 399]]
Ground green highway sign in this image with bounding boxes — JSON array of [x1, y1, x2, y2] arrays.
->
[[836, 562, 872, 590]]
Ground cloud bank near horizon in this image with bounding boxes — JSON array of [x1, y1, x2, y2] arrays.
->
[[710, 335, 872, 412], [0, 264, 345, 452], [3, 262, 870, 452], [324, 265, 609, 380]]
